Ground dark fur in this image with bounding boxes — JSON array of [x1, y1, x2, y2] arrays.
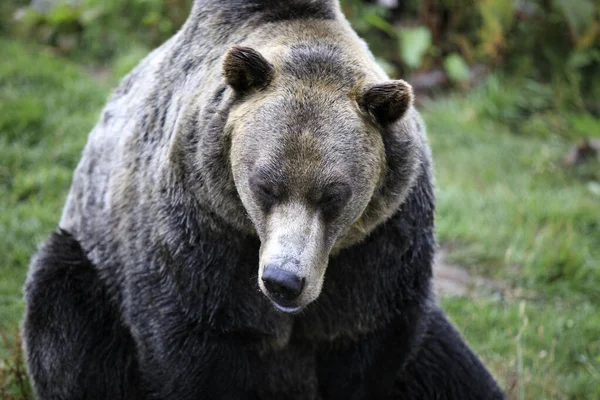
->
[[358, 81, 414, 125], [189, 0, 337, 26], [23, 0, 505, 398], [224, 46, 275, 93], [23, 170, 503, 399], [282, 43, 361, 83], [23, 230, 141, 400], [24, 171, 502, 399]]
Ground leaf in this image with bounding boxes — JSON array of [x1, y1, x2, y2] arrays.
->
[[398, 26, 432, 69], [568, 113, 600, 137], [477, 0, 514, 60], [46, 3, 81, 25], [80, 6, 105, 25], [587, 181, 600, 197], [364, 13, 395, 37], [576, 21, 600, 50], [567, 51, 593, 70], [444, 53, 470, 83], [553, 0, 595, 39]]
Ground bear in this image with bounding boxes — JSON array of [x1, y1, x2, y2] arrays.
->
[[22, 0, 505, 399]]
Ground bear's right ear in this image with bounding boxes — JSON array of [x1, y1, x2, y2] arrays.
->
[[223, 46, 275, 93], [357, 80, 414, 126]]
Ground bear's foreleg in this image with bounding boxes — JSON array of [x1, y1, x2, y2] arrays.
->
[[22, 230, 140, 400], [394, 307, 505, 399], [316, 303, 427, 400]]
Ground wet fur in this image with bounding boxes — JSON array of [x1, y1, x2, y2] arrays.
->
[[23, 0, 505, 398]]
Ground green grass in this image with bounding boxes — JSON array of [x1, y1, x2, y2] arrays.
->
[[426, 89, 600, 299], [442, 297, 600, 399], [0, 37, 598, 399], [425, 85, 600, 399], [0, 39, 107, 334], [0, 38, 107, 397]]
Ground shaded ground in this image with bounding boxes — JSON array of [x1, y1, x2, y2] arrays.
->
[[434, 248, 505, 298]]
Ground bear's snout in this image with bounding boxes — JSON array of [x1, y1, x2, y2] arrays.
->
[[262, 265, 305, 312]]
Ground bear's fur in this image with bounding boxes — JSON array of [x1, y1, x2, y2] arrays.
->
[[23, 1, 505, 399]]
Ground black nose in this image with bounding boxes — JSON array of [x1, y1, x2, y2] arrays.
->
[[262, 265, 305, 304]]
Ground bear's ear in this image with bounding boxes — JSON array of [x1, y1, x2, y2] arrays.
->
[[223, 46, 275, 93], [357, 80, 414, 125]]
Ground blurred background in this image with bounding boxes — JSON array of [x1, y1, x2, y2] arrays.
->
[[0, 0, 598, 398]]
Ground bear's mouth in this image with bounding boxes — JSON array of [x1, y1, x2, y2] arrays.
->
[[270, 301, 304, 314]]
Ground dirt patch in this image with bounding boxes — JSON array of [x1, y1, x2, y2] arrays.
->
[[433, 248, 505, 298]]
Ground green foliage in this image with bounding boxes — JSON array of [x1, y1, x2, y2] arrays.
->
[[468, 74, 600, 145], [7, 0, 599, 115], [12, 0, 193, 60], [340, 0, 600, 116], [443, 297, 600, 399], [0, 328, 32, 399], [443, 53, 470, 83], [472, 75, 553, 128], [477, 0, 515, 62], [554, 0, 596, 39], [0, 1, 28, 35], [426, 81, 600, 396], [398, 26, 432, 69], [0, 39, 107, 337], [426, 79, 600, 297]]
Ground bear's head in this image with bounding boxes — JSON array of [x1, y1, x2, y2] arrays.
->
[[222, 45, 420, 313]]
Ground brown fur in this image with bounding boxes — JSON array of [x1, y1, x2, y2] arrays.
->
[[23, 1, 504, 398], [223, 46, 275, 93]]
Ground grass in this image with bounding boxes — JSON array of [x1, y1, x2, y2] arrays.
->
[[442, 297, 600, 399], [428, 87, 600, 299], [0, 38, 107, 347], [427, 84, 600, 399], [0, 37, 598, 399]]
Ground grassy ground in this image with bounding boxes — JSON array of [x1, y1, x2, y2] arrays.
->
[[428, 86, 600, 399], [0, 38, 108, 397], [0, 38, 598, 399]]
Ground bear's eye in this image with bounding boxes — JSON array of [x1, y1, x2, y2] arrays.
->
[[249, 176, 279, 209], [319, 184, 351, 220], [257, 184, 276, 200]]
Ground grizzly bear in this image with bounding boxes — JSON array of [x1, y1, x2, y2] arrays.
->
[[23, 0, 505, 399]]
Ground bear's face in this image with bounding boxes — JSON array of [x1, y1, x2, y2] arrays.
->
[[223, 46, 414, 313]]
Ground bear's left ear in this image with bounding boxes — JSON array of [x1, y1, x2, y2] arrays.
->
[[223, 46, 275, 94], [357, 80, 414, 125]]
